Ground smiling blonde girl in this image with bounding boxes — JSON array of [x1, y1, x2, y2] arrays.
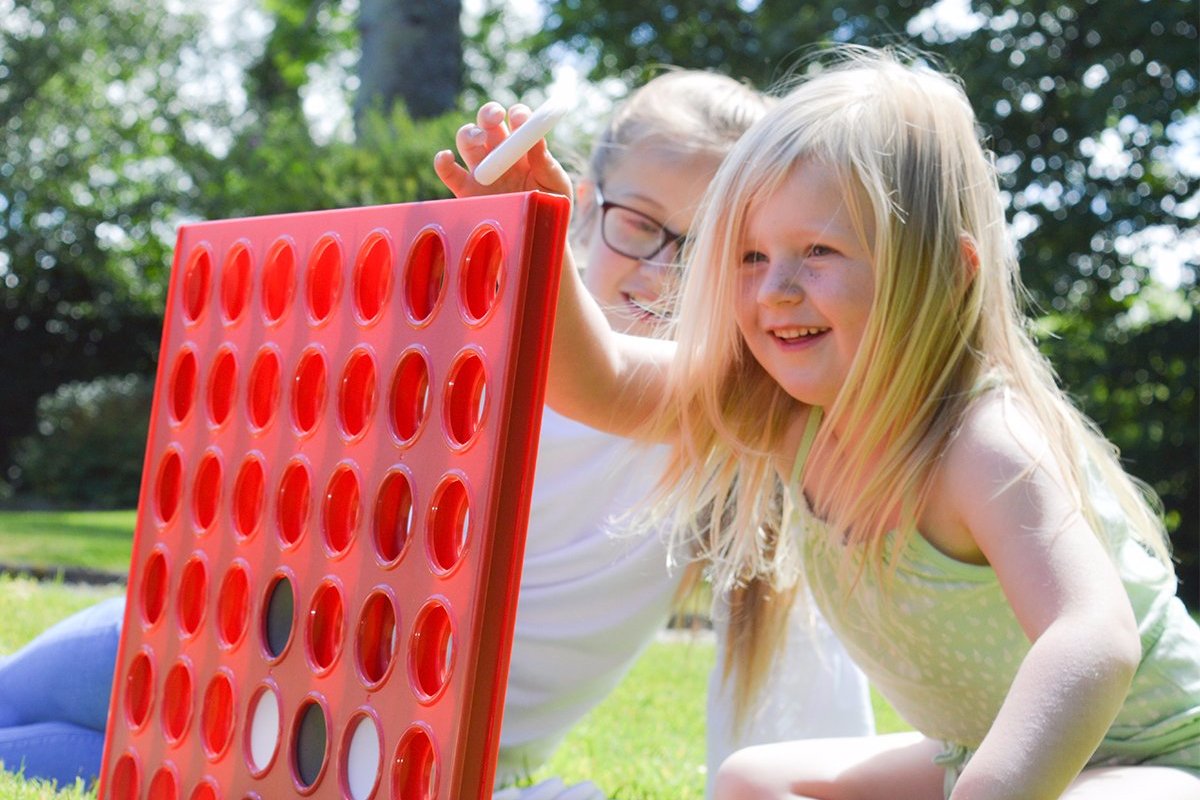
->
[[436, 45, 1200, 799]]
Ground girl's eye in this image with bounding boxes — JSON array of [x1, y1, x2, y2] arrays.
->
[[613, 209, 659, 236], [740, 250, 768, 266], [808, 244, 835, 258]]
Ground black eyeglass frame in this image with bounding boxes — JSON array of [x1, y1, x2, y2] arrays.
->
[[595, 186, 689, 264]]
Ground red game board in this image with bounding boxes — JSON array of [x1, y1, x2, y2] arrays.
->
[[97, 191, 570, 800]]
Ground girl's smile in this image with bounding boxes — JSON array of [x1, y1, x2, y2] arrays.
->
[[735, 160, 874, 408]]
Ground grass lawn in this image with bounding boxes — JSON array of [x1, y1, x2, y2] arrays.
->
[[0, 510, 135, 576], [0, 510, 910, 798], [0, 578, 910, 800]]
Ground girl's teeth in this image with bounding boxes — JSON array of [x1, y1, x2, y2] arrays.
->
[[776, 327, 824, 339]]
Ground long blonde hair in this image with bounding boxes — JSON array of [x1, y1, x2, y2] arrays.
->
[[645, 46, 1172, 715]]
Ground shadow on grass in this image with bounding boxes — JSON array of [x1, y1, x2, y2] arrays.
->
[[0, 510, 135, 578]]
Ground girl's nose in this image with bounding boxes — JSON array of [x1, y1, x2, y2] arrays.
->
[[758, 260, 804, 304]]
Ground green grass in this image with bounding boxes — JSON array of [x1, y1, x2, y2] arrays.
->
[[0, 510, 135, 575], [0, 510, 910, 798], [533, 637, 910, 799], [0, 774, 95, 800], [0, 583, 907, 800], [536, 637, 713, 798]]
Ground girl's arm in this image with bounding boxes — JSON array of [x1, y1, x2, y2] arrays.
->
[[433, 102, 675, 438], [931, 395, 1140, 799]]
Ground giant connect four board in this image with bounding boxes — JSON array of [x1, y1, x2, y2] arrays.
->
[[97, 191, 570, 800]]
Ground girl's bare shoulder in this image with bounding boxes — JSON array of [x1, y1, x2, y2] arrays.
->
[[923, 390, 1056, 563]]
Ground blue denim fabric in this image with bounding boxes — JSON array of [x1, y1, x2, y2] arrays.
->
[[0, 596, 124, 786]]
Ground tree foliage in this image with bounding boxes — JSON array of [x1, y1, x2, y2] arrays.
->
[[13, 375, 153, 508], [0, 0, 212, 487], [0, 0, 458, 501]]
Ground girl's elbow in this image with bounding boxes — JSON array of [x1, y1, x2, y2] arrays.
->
[[1093, 606, 1141, 686], [1112, 621, 1142, 682]]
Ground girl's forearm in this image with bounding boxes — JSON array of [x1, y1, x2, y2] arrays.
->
[[544, 247, 673, 439], [949, 618, 1139, 799]]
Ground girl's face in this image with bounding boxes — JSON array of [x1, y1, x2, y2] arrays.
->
[[734, 160, 875, 408], [583, 143, 720, 338]]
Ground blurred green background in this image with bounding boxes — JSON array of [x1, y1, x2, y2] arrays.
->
[[0, 0, 1195, 604]]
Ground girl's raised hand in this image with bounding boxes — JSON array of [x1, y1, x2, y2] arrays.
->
[[433, 101, 573, 201]]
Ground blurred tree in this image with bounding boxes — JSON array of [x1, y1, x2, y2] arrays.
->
[[13, 375, 153, 508], [0, 0, 219, 493], [510, 0, 1199, 594], [0, 0, 458, 504], [356, 0, 463, 129]]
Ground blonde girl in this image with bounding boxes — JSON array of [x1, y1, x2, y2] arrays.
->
[[483, 69, 871, 799], [436, 44, 1200, 799]]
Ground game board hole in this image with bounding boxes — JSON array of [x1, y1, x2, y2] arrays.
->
[[306, 581, 345, 673], [403, 229, 446, 323], [373, 469, 414, 564], [108, 753, 140, 800], [391, 726, 437, 799], [263, 575, 295, 659], [262, 237, 296, 324], [410, 601, 454, 700], [183, 246, 212, 324], [169, 348, 198, 424], [354, 231, 393, 325], [292, 348, 327, 436], [233, 455, 266, 539], [221, 242, 252, 324], [444, 352, 487, 447], [248, 347, 282, 431], [277, 459, 312, 547], [201, 671, 236, 760], [177, 555, 209, 637], [148, 765, 179, 800], [155, 449, 184, 525], [388, 349, 429, 444], [206, 346, 237, 428], [192, 450, 222, 532], [461, 226, 504, 321], [306, 234, 343, 325], [217, 562, 251, 648], [162, 660, 194, 744], [322, 464, 361, 556], [356, 591, 397, 686], [140, 549, 169, 627], [188, 779, 220, 800], [338, 348, 376, 439], [292, 699, 329, 789], [247, 685, 281, 773], [343, 714, 381, 800], [428, 476, 470, 572], [125, 650, 154, 729]]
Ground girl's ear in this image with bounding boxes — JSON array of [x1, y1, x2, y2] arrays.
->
[[575, 177, 598, 217], [571, 177, 600, 247], [959, 233, 980, 281]]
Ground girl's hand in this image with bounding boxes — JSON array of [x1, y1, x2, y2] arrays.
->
[[433, 101, 573, 201]]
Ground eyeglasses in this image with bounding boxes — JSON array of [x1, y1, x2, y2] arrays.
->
[[596, 187, 688, 265]]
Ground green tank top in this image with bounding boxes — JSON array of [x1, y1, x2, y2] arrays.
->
[[790, 407, 1200, 772]]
